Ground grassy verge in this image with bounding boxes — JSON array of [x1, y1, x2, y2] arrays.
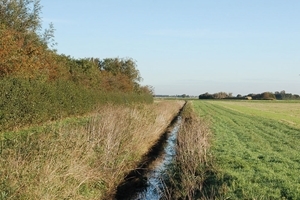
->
[[0, 100, 184, 199], [164, 101, 213, 199], [193, 100, 300, 199]]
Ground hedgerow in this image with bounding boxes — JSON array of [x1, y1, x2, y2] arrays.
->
[[0, 0, 153, 132], [0, 77, 153, 132]]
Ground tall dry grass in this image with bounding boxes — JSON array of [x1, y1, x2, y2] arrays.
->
[[0, 100, 184, 200], [164, 101, 213, 200]]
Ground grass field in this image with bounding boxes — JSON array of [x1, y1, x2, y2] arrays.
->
[[193, 100, 300, 199]]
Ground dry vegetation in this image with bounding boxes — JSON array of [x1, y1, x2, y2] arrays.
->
[[0, 100, 184, 199], [164, 102, 213, 200], [0, 0, 154, 133]]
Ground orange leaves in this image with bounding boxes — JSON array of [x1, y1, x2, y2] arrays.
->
[[100, 71, 134, 92], [0, 27, 19, 75], [0, 26, 58, 79]]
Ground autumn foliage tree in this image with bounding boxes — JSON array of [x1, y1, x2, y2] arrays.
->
[[0, 0, 153, 131], [99, 58, 142, 92], [0, 0, 150, 93], [0, 0, 57, 78]]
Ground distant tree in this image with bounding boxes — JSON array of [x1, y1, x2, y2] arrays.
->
[[274, 91, 282, 100], [199, 92, 230, 99], [294, 94, 300, 99], [213, 92, 229, 99], [273, 90, 298, 100], [237, 94, 242, 98], [247, 93, 260, 99], [261, 92, 276, 100], [199, 92, 214, 99]]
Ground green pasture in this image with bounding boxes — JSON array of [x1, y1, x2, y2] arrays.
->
[[210, 100, 300, 129], [193, 100, 300, 199]]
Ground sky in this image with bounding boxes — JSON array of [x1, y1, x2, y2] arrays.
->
[[40, 0, 300, 96]]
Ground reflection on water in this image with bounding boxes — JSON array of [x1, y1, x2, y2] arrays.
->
[[134, 116, 181, 200]]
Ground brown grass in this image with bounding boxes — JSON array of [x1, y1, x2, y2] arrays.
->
[[0, 100, 184, 199], [164, 101, 212, 200]]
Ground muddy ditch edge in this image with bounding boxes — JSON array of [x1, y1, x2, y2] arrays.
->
[[113, 101, 187, 200]]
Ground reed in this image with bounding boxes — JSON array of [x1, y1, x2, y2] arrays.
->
[[164, 101, 213, 199], [0, 101, 184, 199]]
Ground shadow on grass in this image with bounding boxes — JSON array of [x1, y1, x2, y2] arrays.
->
[[198, 168, 236, 199], [113, 103, 186, 200], [114, 131, 169, 200]]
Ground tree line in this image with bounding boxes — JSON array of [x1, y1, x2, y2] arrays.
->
[[0, 0, 152, 94], [199, 91, 300, 100], [0, 0, 153, 131]]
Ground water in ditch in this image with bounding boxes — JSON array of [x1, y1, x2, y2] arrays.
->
[[133, 116, 182, 200]]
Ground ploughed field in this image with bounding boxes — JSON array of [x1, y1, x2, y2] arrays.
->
[[194, 100, 300, 199]]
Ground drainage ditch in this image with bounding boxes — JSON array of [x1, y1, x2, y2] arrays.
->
[[115, 103, 185, 200]]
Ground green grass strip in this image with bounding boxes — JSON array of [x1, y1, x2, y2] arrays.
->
[[193, 100, 300, 199]]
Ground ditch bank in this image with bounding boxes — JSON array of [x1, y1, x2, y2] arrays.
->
[[113, 102, 186, 200]]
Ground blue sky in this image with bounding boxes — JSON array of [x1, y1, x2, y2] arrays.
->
[[41, 0, 300, 96]]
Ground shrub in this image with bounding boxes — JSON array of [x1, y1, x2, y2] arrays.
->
[[0, 77, 153, 132]]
